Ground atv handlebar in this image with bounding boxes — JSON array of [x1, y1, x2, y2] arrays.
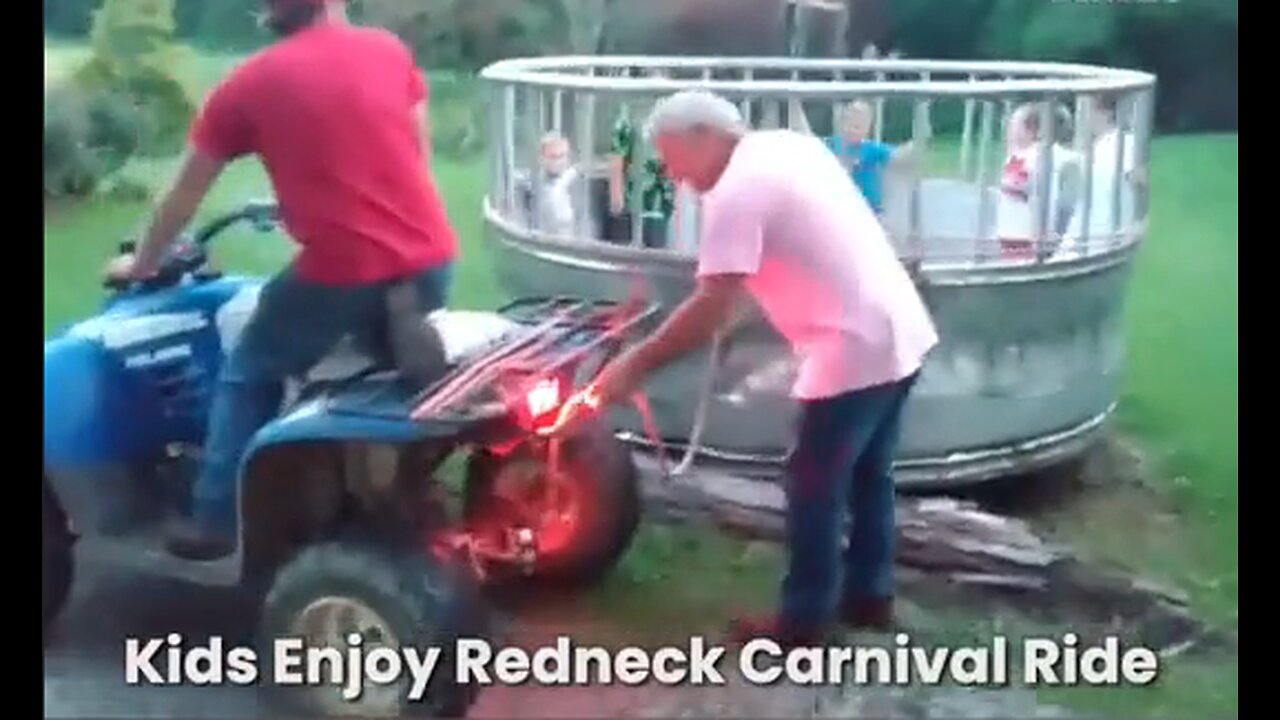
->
[[104, 199, 280, 293], [192, 199, 279, 246]]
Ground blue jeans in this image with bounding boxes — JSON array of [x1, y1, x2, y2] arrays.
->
[[780, 371, 918, 626], [191, 262, 454, 535]]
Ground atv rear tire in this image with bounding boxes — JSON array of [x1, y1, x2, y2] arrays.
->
[[43, 476, 74, 645], [257, 540, 490, 717], [464, 416, 640, 589]]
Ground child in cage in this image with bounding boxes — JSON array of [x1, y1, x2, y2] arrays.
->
[[994, 102, 1082, 262], [516, 131, 582, 237]]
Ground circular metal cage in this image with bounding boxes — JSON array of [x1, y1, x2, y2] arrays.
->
[[477, 55, 1157, 487]]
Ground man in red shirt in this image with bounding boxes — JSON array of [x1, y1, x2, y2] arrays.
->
[[105, 0, 459, 560]]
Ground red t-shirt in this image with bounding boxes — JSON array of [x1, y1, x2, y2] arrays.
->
[[190, 22, 458, 285]]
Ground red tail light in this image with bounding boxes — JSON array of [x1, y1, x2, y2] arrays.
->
[[526, 377, 562, 419], [511, 376, 562, 433]]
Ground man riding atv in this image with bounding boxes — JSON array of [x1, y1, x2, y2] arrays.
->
[[104, 0, 459, 561]]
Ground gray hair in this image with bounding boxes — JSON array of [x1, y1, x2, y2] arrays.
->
[[643, 89, 747, 143]]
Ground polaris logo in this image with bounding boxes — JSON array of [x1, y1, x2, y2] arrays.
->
[[124, 344, 193, 368], [71, 312, 209, 350]]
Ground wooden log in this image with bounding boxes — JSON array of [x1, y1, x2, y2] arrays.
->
[[632, 453, 1211, 655], [636, 456, 1068, 577]]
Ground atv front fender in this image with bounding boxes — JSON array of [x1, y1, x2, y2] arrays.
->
[[44, 335, 163, 471]]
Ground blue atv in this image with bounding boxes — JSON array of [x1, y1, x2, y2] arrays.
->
[[43, 200, 654, 717]]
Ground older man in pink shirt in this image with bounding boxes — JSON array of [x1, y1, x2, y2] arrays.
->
[[568, 89, 938, 647]]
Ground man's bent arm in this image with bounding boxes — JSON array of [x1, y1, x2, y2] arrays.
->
[[624, 274, 746, 379], [133, 150, 226, 275]]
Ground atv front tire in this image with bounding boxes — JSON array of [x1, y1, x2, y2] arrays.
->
[[257, 540, 489, 717], [464, 416, 640, 588], [43, 476, 74, 645]]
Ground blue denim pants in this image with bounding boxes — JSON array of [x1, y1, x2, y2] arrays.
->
[[780, 371, 918, 626], [191, 262, 454, 535]]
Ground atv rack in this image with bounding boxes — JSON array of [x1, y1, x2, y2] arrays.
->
[[408, 296, 659, 423]]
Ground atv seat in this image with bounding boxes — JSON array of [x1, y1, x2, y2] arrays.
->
[[214, 285, 523, 401]]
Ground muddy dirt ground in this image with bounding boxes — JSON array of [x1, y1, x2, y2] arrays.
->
[[43, 439, 1231, 719], [43, 551, 1072, 719]]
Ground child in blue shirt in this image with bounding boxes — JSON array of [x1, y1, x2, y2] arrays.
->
[[796, 100, 925, 216], [826, 133, 893, 214]]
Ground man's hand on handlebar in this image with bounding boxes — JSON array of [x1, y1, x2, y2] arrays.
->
[[102, 253, 157, 285]]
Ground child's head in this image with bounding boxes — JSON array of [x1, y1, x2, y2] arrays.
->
[[1052, 103, 1074, 145], [1006, 103, 1042, 150], [1090, 95, 1119, 137], [838, 101, 875, 141], [539, 131, 571, 175]]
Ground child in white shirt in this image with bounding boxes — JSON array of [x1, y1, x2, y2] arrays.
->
[[994, 103, 1081, 262], [1062, 97, 1140, 248], [530, 131, 581, 236]]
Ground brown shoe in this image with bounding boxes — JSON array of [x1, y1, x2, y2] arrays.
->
[[839, 595, 895, 631], [726, 614, 830, 650]]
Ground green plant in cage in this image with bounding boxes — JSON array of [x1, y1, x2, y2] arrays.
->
[[611, 112, 675, 220]]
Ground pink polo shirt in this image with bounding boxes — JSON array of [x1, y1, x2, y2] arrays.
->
[[697, 129, 939, 400]]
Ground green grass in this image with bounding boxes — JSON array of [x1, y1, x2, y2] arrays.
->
[[1119, 133, 1238, 613], [45, 39, 1236, 718], [1049, 133, 1238, 719]]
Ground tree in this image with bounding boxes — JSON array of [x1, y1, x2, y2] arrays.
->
[[73, 0, 197, 156]]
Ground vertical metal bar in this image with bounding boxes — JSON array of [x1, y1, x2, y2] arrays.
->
[[907, 72, 929, 263], [1109, 94, 1128, 247], [789, 68, 801, 129], [831, 69, 844, 132], [575, 83, 596, 241], [1002, 74, 1014, 141], [489, 82, 503, 218], [741, 68, 754, 125], [528, 86, 545, 233], [1078, 95, 1095, 253], [553, 89, 563, 133], [1034, 99, 1054, 262], [975, 100, 995, 262], [622, 101, 643, 247], [1135, 88, 1155, 227], [503, 85, 517, 218], [960, 74, 976, 179], [1073, 94, 1089, 153], [874, 67, 886, 142], [762, 92, 782, 129]]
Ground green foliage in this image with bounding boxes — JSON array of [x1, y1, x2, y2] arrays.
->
[[361, 0, 460, 68], [362, 0, 572, 71], [882, 0, 1236, 132], [45, 91, 100, 198], [72, 0, 197, 156], [82, 88, 145, 173], [44, 0, 100, 37], [44, 84, 146, 199], [186, 0, 269, 49], [425, 73, 488, 160], [100, 175, 155, 202]]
